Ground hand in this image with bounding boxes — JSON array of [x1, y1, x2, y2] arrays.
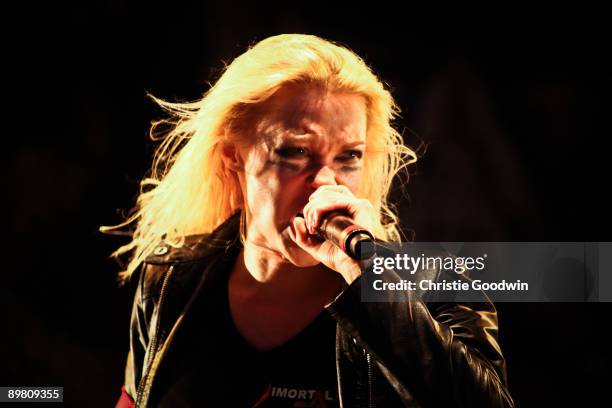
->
[[289, 185, 377, 283]]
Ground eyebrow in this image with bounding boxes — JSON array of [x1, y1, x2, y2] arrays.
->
[[342, 141, 366, 149], [284, 134, 366, 149]]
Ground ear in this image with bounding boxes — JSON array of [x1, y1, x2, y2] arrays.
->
[[220, 142, 244, 173]]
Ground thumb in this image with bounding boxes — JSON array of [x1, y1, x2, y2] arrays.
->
[[292, 216, 322, 253], [292, 216, 341, 265], [292, 216, 361, 281]]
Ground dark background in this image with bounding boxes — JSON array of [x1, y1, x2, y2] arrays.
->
[[5, 1, 610, 406]]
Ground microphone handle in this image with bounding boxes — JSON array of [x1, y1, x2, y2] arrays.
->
[[317, 210, 376, 260]]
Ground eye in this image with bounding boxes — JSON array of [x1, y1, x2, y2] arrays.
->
[[274, 146, 310, 159], [337, 150, 363, 162]]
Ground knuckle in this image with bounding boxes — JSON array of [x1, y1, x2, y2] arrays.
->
[[359, 198, 373, 209], [315, 185, 332, 194]]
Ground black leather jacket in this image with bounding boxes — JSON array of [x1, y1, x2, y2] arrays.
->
[[122, 212, 514, 407]]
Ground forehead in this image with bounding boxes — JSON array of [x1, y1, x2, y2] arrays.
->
[[255, 84, 367, 144]]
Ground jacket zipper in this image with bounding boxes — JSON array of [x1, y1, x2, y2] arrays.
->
[[135, 265, 175, 407], [335, 325, 345, 408], [366, 350, 374, 408]]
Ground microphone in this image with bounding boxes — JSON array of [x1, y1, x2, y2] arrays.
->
[[297, 210, 376, 260]]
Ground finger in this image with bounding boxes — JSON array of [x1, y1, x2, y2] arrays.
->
[[304, 192, 354, 228], [301, 203, 315, 234], [294, 217, 343, 266], [293, 216, 324, 253], [305, 198, 361, 233], [294, 215, 362, 279]]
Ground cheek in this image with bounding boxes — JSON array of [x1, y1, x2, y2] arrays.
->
[[245, 173, 277, 205], [243, 151, 279, 195], [244, 166, 301, 215], [339, 168, 364, 195]]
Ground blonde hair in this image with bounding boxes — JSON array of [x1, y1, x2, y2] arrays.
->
[[101, 34, 417, 285]]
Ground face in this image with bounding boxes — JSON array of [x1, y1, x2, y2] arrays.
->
[[231, 84, 367, 267]]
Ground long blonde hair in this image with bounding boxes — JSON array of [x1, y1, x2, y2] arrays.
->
[[101, 34, 417, 285]]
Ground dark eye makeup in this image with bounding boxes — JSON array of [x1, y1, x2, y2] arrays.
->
[[272, 145, 364, 173], [274, 146, 363, 160], [274, 146, 309, 158], [338, 150, 363, 161]]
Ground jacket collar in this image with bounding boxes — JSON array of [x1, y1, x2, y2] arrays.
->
[[144, 210, 243, 265]]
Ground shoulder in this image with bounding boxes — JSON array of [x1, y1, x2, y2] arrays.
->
[[144, 211, 242, 265], [137, 233, 234, 301], [136, 211, 242, 301]]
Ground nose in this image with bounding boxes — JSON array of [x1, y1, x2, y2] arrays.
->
[[310, 165, 338, 189]]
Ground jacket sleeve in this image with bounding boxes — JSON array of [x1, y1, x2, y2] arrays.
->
[[325, 266, 514, 408]]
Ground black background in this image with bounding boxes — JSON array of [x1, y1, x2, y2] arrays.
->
[[5, 1, 610, 406]]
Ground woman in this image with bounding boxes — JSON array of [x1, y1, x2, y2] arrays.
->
[[105, 34, 514, 407]]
